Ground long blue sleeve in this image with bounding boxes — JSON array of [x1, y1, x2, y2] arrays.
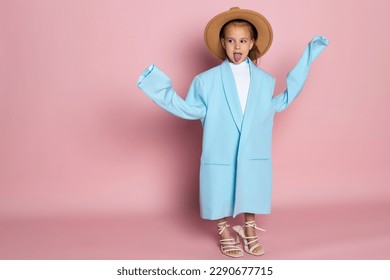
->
[[272, 36, 329, 112], [137, 64, 206, 120]]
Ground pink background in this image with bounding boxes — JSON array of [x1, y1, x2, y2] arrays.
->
[[1, 0, 389, 259]]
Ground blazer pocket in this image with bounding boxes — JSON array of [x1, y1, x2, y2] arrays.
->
[[201, 161, 231, 166]]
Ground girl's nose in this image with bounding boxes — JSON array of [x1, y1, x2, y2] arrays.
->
[[235, 43, 240, 49]]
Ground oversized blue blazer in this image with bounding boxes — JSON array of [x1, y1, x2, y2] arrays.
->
[[137, 36, 328, 220]]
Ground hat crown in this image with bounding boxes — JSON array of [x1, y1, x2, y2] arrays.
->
[[229, 7, 240, 11]]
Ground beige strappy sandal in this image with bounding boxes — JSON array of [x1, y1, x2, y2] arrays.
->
[[217, 221, 244, 258], [232, 221, 266, 256]]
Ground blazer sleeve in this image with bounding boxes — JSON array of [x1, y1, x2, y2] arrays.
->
[[272, 35, 329, 113], [137, 64, 206, 120]]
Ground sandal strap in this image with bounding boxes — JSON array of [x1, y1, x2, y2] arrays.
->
[[244, 221, 266, 232], [220, 238, 242, 253], [248, 242, 261, 253], [220, 238, 236, 245], [242, 235, 257, 240], [246, 237, 258, 244], [222, 246, 242, 253], [217, 221, 230, 235]]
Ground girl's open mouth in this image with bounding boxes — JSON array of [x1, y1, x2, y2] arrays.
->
[[234, 53, 242, 62]]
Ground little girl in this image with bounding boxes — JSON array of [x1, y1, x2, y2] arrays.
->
[[137, 7, 328, 257]]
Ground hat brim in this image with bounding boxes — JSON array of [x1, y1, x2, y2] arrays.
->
[[204, 7, 273, 60]]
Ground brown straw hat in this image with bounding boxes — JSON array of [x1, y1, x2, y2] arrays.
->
[[204, 7, 273, 60]]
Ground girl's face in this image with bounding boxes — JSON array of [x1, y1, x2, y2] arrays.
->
[[221, 24, 254, 64]]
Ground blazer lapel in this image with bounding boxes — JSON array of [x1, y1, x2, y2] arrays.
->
[[239, 60, 263, 149], [220, 60, 243, 132]]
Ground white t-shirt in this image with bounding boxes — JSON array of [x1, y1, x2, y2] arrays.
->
[[229, 60, 250, 113]]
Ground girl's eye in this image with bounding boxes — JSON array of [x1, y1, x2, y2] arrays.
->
[[241, 40, 247, 43], [227, 39, 233, 43]]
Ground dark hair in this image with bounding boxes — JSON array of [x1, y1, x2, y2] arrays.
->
[[219, 19, 261, 62]]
